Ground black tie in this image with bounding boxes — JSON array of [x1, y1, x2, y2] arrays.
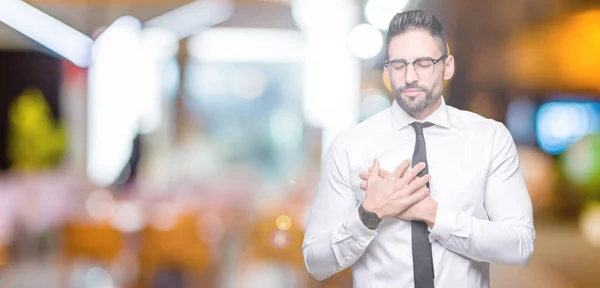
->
[[410, 122, 435, 288]]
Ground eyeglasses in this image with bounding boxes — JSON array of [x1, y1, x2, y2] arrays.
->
[[383, 54, 447, 79]]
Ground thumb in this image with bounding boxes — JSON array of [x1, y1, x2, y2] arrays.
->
[[368, 159, 380, 183]]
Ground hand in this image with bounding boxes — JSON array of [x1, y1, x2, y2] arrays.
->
[[361, 159, 431, 219], [359, 161, 430, 192], [395, 195, 438, 227], [359, 164, 392, 190]]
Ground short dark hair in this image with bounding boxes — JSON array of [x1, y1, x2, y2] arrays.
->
[[386, 10, 448, 57]]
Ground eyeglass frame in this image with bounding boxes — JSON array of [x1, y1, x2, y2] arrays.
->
[[383, 54, 448, 79]]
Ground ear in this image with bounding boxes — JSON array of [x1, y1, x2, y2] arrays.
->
[[443, 55, 455, 80]]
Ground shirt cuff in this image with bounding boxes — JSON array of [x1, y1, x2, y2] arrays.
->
[[344, 204, 378, 244], [429, 204, 470, 244]]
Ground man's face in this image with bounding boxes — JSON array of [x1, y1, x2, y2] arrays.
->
[[386, 29, 454, 114]]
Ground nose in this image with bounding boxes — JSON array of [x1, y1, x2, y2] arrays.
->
[[405, 64, 418, 84]]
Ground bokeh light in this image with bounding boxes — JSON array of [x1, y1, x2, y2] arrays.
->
[[149, 202, 179, 231], [517, 146, 557, 212], [360, 93, 391, 121], [507, 98, 537, 145], [275, 215, 292, 231], [365, 0, 410, 30], [85, 189, 116, 220], [536, 101, 600, 155], [271, 230, 290, 249], [561, 134, 600, 197], [110, 201, 144, 233], [348, 24, 382, 59], [580, 202, 600, 248], [84, 266, 114, 288]]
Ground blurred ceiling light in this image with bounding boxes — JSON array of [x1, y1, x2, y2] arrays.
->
[[365, 0, 410, 30], [144, 0, 234, 40], [87, 16, 142, 187], [88, 17, 176, 187], [291, 0, 357, 32], [0, 0, 93, 67], [138, 27, 179, 60], [135, 28, 178, 134], [348, 24, 382, 59], [293, 0, 359, 153], [92, 16, 142, 60], [188, 28, 304, 63]]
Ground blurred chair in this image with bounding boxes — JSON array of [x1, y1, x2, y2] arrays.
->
[[239, 203, 353, 288], [320, 268, 353, 288], [136, 212, 218, 288], [59, 220, 125, 287], [237, 208, 308, 287], [0, 242, 7, 270]]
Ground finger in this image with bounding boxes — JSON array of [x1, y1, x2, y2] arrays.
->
[[359, 171, 369, 180], [408, 175, 429, 186], [408, 174, 431, 191], [379, 168, 393, 178], [368, 159, 380, 183], [402, 162, 427, 182], [409, 187, 429, 205], [393, 160, 411, 178], [360, 181, 367, 190]]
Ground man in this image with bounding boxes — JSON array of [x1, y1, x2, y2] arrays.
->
[[301, 10, 535, 288]]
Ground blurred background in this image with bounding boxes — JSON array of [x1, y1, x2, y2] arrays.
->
[[0, 0, 599, 287]]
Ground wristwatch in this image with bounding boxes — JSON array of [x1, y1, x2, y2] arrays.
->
[[358, 202, 382, 230]]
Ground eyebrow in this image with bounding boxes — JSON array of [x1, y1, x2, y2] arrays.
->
[[387, 56, 438, 62]]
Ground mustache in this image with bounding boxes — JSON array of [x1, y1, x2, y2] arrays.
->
[[397, 83, 428, 93]]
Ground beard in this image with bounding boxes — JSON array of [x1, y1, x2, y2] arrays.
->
[[392, 81, 442, 114]]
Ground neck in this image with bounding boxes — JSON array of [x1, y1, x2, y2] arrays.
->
[[411, 97, 442, 120]]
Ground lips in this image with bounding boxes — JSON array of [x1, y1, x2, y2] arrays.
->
[[402, 89, 424, 97]]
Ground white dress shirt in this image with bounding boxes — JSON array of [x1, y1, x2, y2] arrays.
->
[[302, 97, 535, 288]]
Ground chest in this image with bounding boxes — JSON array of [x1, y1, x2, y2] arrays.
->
[[349, 129, 491, 217]]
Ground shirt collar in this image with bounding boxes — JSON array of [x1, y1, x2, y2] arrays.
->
[[390, 96, 452, 130]]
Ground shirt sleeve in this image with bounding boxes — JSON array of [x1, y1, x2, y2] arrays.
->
[[429, 122, 535, 267], [302, 134, 377, 281]]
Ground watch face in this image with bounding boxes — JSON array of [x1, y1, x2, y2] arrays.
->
[[363, 212, 380, 229]]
